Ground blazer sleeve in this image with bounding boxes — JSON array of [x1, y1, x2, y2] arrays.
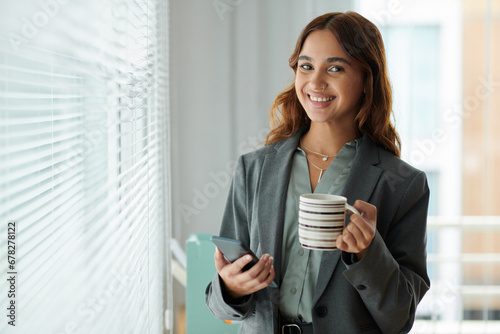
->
[[205, 155, 256, 321], [342, 170, 430, 334]]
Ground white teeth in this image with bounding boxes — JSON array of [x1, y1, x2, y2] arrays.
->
[[310, 95, 333, 102]]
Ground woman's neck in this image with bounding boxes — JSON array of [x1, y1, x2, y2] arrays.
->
[[302, 121, 359, 154]]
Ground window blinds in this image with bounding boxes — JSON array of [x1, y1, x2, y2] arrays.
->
[[0, 0, 170, 333]]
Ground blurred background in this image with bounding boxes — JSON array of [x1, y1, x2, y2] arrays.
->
[[1, 0, 499, 333]]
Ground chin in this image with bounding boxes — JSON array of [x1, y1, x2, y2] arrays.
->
[[304, 110, 333, 123]]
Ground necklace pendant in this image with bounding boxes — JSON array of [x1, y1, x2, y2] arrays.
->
[[322, 157, 328, 161]]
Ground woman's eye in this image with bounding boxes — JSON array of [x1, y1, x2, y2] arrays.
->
[[299, 64, 313, 71], [329, 66, 343, 72]]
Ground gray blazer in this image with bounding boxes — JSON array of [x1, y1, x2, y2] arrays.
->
[[206, 127, 430, 334]]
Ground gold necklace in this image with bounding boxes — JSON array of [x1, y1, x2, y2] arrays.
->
[[300, 139, 337, 161], [304, 154, 327, 183]]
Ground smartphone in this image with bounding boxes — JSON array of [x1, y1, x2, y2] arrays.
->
[[211, 235, 277, 288]]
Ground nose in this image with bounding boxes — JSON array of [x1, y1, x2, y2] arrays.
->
[[309, 71, 327, 91]]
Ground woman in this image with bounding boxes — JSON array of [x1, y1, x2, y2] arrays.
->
[[206, 12, 430, 334]]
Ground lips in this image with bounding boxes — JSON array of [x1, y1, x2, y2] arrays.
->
[[307, 94, 335, 104], [309, 95, 334, 102]]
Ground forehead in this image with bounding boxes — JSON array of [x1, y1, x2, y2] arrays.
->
[[299, 29, 348, 60]]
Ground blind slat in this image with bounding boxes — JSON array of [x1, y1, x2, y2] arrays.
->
[[0, 0, 169, 332]]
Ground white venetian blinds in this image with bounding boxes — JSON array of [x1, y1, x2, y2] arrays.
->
[[0, 0, 170, 333]]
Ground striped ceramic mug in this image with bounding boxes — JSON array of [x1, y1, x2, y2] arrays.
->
[[298, 194, 360, 251]]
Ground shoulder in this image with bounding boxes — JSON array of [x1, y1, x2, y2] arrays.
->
[[238, 133, 299, 168], [375, 147, 430, 212], [229, 134, 299, 193], [359, 135, 425, 182], [357, 137, 429, 230], [240, 143, 277, 164], [379, 148, 424, 181]]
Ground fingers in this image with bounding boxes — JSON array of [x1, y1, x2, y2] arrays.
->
[[336, 233, 347, 251], [246, 254, 275, 289], [232, 253, 256, 273], [214, 247, 231, 272], [337, 200, 377, 259], [264, 264, 276, 288], [339, 216, 370, 250], [214, 247, 257, 274], [351, 200, 377, 239], [353, 200, 377, 221], [214, 250, 276, 299], [348, 214, 373, 243]]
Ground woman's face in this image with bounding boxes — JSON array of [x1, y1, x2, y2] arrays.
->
[[295, 29, 365, 127]]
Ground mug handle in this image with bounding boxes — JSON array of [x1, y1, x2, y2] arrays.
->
[[346, 204, 360, 215]]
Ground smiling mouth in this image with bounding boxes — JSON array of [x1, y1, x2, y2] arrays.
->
[[308, 94, 335, 102]]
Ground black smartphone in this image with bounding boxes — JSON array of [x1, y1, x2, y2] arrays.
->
[[211, 235, 277, 288]]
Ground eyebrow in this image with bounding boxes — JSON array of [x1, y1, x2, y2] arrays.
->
[[298, 55, 351, 65]]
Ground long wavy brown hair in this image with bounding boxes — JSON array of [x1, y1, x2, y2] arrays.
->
[[265, 12, 401, 157]]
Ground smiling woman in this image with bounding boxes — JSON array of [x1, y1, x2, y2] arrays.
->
[[295, 30, 365, 136], [293, 29, 366, 190], [206, 11, 430, 334], [267, 12, 401, 160]]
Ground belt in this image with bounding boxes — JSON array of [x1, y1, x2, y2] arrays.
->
[[280, 317, 313, 334]]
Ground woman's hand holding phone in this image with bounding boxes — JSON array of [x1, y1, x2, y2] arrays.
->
[[214, 247, 275, 300]]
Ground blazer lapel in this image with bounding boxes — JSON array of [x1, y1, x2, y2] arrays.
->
[[314, 135, 383, 305], [256, 129, 304, 280], [341, 136, 382, 204]]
